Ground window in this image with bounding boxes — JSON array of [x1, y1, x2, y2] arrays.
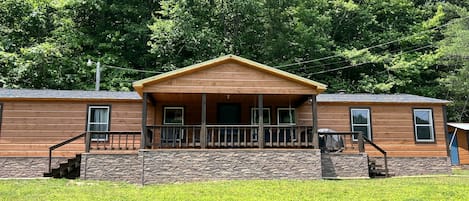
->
[[251, 108, 271, 125], [413, 109, 435, 142], [277, 108, 296, 141], [350, 108, 372, 140], [251, 108, 270, 141], [164, 107, 184, 125], [277, 108, 295, 125], [87, 105, 110, 141], [162, 107, 184, 143]]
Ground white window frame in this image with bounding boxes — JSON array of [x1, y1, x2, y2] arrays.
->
[[277, 108, 296, 141], [87, 105, 110, 141], [350, 108, 372, 141], [277, 108, 296, 125], [163, 107, 184, 125], [251, 108, 271, 125], [251, 108, 270, 141], [163, 107, 184, 142], [413, 109, 435, 142]]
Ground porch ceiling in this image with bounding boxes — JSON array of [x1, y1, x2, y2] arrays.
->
[[133, 55, 327, 96]]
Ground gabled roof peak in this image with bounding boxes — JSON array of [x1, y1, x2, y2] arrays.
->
[[133, 55, 327, 96]]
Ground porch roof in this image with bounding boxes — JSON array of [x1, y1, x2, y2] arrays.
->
[[448, 123, 469, 131], [133, 55, 327, 96]]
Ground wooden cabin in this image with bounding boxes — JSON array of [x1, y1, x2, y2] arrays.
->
[[0, 55, 451, 182]]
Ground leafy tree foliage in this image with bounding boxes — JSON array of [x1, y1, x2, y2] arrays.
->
[[1, 0, 469, 121]]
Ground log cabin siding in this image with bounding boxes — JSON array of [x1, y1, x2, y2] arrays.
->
[[298, 102, 447, 157], [0, 100, 141, 157], [143, 62, 318, 95]]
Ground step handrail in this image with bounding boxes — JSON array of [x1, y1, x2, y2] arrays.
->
[[363, 136, 389, 177], [47, 132, 87, 173]]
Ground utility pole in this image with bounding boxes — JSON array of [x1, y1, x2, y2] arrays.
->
[[87, 59, 101, 91]]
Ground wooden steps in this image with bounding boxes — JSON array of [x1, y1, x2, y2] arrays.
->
[[368, 157, 394, 178], [44, 154, 81, 179]]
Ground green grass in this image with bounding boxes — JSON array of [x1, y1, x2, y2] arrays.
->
[[452, 168, 469, 176], [1, 176, 469, 201]]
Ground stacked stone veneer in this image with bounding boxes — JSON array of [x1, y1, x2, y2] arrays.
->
[[371, 156, 451, 176], [0, 157, 67, 178], [141, 149, 321, 184], [321, 153, 369, 178], [81, 149, 323, 184], [80, 154, 141, 183]]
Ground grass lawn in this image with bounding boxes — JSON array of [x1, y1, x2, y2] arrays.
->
[[1, 175, 469, 201]]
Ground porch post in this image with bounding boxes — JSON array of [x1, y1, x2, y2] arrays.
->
[[258, 94, 264, 149], [311, 94, 319, 149], [140, 92, 148, 149], [201, 93, 207, 149]]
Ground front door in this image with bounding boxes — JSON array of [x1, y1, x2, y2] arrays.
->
[[448, 132, 460, 165], [217, 103, 241, 143], [217, 103, 241, 124]]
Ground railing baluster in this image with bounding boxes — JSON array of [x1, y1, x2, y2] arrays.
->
[[224, 127, 227, 147], [192, 127, 196, 147], [236, 128, 241, 147], [211, 128, 215, 147], [110, 132, 114, 150], [185, 127, 189, 147], [118, 133, 121, 150], [276, 127, 280, 147], [132, 133, 135, 150], [217, 128, 221, 147], [249, 127, 252, 147], [230, 127, 234, 147], [243, 128, 247, 147], [268, 127, 274, 147]]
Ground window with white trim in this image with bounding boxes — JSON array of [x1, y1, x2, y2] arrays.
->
[[277, 108, 296, 141], [413, 109, 435, 142], [251, 108, 271, 125], [277, 108, 295, 125], [87, 105, 110, 141], [164, 107, 184, 125], [350, 108, 372, 140], [162, 107, 184, 143], [251, 108, 270, 141]]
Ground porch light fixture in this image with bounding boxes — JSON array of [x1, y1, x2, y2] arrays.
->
[[226, 94, 230, 100]]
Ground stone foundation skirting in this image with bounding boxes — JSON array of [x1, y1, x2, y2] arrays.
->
[[80, 154, 141, 183], [372, 156, 451, 176], [321, 153, 369, 178], [81, 149, 322, 184], [0, 157, 67, 178]]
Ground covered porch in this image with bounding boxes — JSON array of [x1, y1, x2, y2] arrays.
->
[[134, 55, 327, 149], [142, 93, 318, 149]]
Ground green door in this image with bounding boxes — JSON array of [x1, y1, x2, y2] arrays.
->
[[217, 103, 241, 124]]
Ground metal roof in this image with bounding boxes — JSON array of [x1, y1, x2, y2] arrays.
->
[[448, 123, 469, 131], [317, 93, 450, 104], [0, 88, 140, 100], [0, 88, 449, 104]]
